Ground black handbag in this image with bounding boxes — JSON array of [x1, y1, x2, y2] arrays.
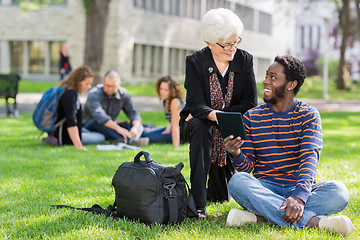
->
[[110, 151, 197, 224]]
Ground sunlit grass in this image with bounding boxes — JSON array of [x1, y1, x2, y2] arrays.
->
[[256, 76, 360, 100], [0, 112, 359, 239]]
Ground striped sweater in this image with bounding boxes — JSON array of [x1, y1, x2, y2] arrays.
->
[[231, 100, 323, 203]]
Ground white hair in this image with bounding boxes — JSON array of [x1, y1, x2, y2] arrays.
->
[[201, 8, 244, 44]]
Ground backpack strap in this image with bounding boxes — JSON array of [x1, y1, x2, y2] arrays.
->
[[164, 182, 178, 224], [37, 118, 66, 145], [56, 118, 66, 146], [52, 204, 122, 220], [166, 196, 178, 223], [37, 131, 47, 144]]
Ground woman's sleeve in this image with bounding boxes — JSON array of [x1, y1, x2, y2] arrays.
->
[[61, 90, 78, 127], [226, 54, 258, 114], [184, 56, 213, 119]]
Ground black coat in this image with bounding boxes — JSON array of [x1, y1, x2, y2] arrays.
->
[[180, 47, 258, 123]]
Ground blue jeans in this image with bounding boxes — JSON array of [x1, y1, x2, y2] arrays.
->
[[81, 127, 105, 145], [84, 120, 143, 143], [228, 172, 349, 229], [142, 127, 172, 143]]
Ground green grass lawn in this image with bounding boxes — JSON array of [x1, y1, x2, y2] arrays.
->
[[19, 77, 360, 99], [256, 76, 360, 100], [18, 80, 159, 97], [0, 111, 359, 239]]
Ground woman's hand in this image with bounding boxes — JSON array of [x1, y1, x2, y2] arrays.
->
[[162, 124, 171, 134], [207, 110, 220, 124], [185, 113, 193, 121], [223, 135, 244, 157], [77, 146, 87, 151]]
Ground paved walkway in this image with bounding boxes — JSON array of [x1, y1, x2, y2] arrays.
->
[[1, 93, 360, 117]]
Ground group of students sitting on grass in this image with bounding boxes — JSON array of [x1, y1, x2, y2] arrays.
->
[[48, 66, 185, 151]]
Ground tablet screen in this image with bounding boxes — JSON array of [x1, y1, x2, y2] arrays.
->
[[216, 112, 247, 140]]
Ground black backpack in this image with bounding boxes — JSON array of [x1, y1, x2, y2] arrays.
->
[[54, 151, 197, 224], [108, 151, 197, 224]]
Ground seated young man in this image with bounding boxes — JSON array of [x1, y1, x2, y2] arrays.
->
[[224, 55, 353, 235], [82, 70, 148, 146]]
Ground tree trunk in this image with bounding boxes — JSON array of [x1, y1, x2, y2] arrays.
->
[[337, 0, 350, 90], [84, 0, 111, 85]]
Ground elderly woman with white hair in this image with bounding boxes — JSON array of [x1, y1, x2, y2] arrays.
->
[[179, 8, 258, 218]]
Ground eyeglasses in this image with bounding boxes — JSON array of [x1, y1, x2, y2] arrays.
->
[[104, 83, 118, 89], [216, 38, 242, 51]]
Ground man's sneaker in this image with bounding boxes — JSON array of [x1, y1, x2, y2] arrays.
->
[[131, 137, 149, 146], [318, 215, 353, 235], [226, 208, 257, 226]]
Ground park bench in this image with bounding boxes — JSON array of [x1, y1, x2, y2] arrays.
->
[[0, 73, 21, 117]]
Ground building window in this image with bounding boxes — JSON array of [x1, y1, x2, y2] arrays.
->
[[7, 40, 64, 76], [133, 0, 145, 8], [256, 57, 271, 80], [132, 43, 193, 79], [12, 0, 67, 4], [133, 0, 202, 19], [29, 41, 45, 74], [301, 26, 305, 49], [309, 25, 313, 49], [317, 25, 321, 49], [10, 41, 23, 73], [235, 4, 254, 31], [258, 11, 272, 35], [50, 41, 62, 74]]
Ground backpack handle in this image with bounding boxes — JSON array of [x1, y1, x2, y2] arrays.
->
[[134, 151, 153, 164]]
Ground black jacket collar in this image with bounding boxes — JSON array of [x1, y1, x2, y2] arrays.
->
[[202, 47, 246, 77]]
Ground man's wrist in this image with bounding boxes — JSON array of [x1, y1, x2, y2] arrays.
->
[[229, 149, 241, 158]]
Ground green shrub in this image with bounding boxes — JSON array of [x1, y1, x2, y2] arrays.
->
[[315, 56, 339, 80]]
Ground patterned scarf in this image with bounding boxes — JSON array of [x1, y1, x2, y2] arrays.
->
[[210, 71, 234, 166]]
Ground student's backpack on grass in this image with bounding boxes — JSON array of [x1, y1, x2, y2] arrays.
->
[[32, 86, 66, 145], [54, 151, 198, 224]]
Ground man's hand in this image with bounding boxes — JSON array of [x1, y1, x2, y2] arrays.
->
[[129, 126, 138, 138], [223, 135, 244, 157], [104, 120, 131, 140], [117, 127, 131, 140], [129, 120, 142, 138], [280, 196, 304, 224]]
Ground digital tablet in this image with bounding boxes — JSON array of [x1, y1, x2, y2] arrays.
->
[[216, 112, 247, 140]]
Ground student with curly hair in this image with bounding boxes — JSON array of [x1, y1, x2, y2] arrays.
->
[[224, 55, 353, 235], [142, 76, 185, 147], [53, 65, 105, 150]]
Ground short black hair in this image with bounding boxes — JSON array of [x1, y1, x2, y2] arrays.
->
[[274, 55, 307, 96]]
